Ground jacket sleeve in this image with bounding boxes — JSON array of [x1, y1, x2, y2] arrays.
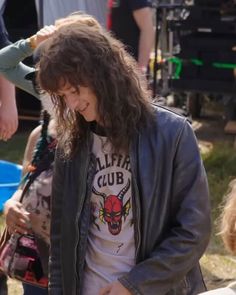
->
[[0, 39, 39, 98], [48, 149, 65, 295], [119, 120, 211, 295]]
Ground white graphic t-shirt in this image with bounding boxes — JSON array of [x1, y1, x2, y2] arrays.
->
[[82, 133, 135, 295]]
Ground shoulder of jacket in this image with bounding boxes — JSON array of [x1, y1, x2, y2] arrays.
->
[[151, 103, 190, 124]]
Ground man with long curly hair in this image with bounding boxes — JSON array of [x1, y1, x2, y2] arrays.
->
[[38, 20, 211, 295]]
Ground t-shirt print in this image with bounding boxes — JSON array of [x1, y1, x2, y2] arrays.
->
[[90, 135, 133, 242], [92, 177, 131, 236], [82, 133, 135, 295]]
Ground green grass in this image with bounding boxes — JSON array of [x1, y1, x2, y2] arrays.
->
[[0, 132, 29, 164], [203, 144, 236, 218]]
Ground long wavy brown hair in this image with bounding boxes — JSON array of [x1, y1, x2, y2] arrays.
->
[[38, 22, 154, 156], [220, 179, 236, 255], [55, 11, 101, 29]]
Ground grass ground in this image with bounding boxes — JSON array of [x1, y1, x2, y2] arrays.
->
[[1, 109, 236, 293], [0, 121, 36, 164]]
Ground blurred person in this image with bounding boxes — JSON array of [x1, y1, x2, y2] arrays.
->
[[107, 0, 154, 74], [4, 111, 55, 295], [198, 179, 236, 295], [35, 0, 107, 26], [38, 21, 210, 295], [221, 180, 236, 255], [0, 12, 102, 295], [0, 13, 17, 141]]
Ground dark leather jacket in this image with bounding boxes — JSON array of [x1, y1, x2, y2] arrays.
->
[[49, 106, 211, 295]]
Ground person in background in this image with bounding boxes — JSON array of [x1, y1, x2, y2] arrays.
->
[[199, 180, 236, 295], [35, 0, 107, 27], [221, 180, 236, 255], [0, 13, 17, 141], [107, 0, 154, 75], [38, 20, 210, 295], [4, 111, 55, 295]]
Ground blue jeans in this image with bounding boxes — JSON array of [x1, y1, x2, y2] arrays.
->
[[22, 283, 48, 295]]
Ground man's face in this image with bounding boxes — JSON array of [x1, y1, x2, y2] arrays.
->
[[56, 82, 100, 123]]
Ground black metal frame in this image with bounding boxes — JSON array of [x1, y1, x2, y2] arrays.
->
[[152, 1, 189, 97], [152, 0, 236, 98]]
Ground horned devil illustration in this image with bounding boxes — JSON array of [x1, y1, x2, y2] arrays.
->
[[92, 179, 131, 235]]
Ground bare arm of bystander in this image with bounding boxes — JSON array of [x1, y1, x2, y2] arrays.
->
[[133, 7, 154, 71]]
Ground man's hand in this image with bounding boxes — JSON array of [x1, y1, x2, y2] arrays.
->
[[99, 281, 132, 295], [0, 76, 18, 140]]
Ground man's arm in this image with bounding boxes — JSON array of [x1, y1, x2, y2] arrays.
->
[[0, 75, 17, 140], [0, 14, 18, 140], [0, 25, 56, 141], [133, 7, 154, 70], [0, 26, 56, 99]]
